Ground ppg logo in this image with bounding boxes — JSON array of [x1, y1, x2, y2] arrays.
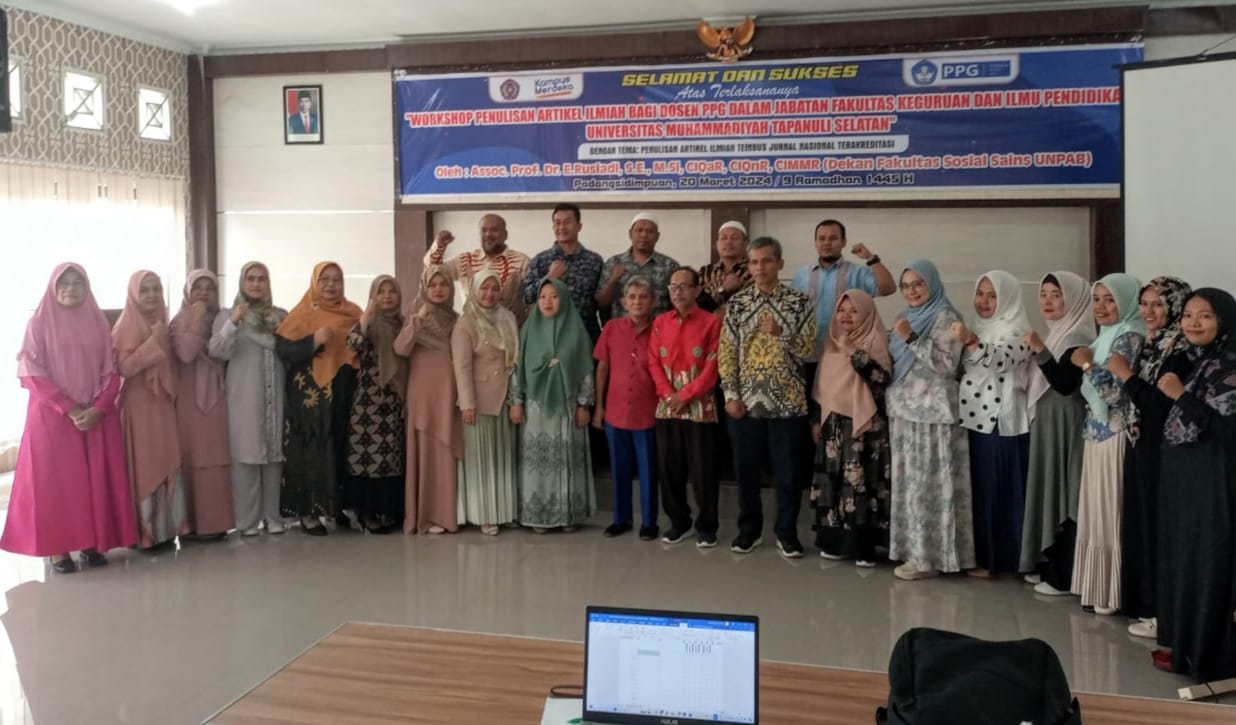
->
[[911, 60, 938, 85], [903, 55, 1019, 87]]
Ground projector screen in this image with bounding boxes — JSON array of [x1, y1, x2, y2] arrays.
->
[[1123, 52, 1236, 289]]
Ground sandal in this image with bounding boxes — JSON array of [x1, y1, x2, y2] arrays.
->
[[481, 524, 500, 536], [50, 555, 77, 574]]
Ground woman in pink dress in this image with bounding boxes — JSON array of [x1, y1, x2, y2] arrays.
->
[[1, 263, 137, 573], [170, 269, 234, 539], [394, 266, 463, 534], [114, 270, 189, 549]]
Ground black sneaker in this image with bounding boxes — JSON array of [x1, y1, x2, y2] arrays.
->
[[603, 523, 632, 538], [661, 527, 692, 544], [638, 525, 659, 541], [776, 537, 804, 559], [696, 532, 718, 549], [729, 534, 763, 554]]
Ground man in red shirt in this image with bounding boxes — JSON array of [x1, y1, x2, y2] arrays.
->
[[649, 267, 722, 547], [593, 278, 660, 540]]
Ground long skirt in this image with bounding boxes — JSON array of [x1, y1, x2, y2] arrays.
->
[[355, 475, 404, 526], [182, 465, 234, 536], [888, 418, 975, 573], [1071, 435, 1125, 610], [518, 402, 595, 528], [1157, 439, 1236, 681], [1121, 432, 1165, 620], [457, 412, 519, 527], [137, 474, 189, 549], [1020, 391, 1087, 585], [968, 429, 1030, 574], [404, 429, 459, 534], [811, 412, 891, 562]]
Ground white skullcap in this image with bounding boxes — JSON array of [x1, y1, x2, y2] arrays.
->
[[629, 212, 659, 230], [718, 220, 747, 237]]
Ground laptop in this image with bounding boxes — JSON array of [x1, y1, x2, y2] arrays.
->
[[580, 606, 759, 725]]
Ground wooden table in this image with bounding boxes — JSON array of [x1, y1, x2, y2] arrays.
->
[[208, 623, 1233, 724]]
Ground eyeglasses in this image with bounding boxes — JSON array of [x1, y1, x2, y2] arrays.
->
[[668, 283, 696, 291], [899, 281, 927, 291]]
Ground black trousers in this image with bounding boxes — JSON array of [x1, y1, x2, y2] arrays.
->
[[656, 419, 720, 535]]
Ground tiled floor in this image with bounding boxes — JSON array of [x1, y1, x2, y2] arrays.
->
[[0, 488, 1226, 724]]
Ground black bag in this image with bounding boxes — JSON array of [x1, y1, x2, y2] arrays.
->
[[876, 628, 1083, 725]]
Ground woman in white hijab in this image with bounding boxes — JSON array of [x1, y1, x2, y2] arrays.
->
[[1019, 272, 1095, 595], [951, 271, 1034, 578]]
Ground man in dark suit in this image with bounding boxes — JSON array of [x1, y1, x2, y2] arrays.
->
[[287, 90, 319, 135]]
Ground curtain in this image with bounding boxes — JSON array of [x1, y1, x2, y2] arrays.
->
[[0, 161, 187, 447]]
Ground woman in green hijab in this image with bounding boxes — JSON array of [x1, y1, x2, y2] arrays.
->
[[509, 278, 596, 532]]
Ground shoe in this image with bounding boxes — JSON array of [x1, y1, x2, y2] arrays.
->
[[532, 527, 548, 535], [729, 534, 762, 554], [855, 560, 877, 568], [266, 519, 286, 535], [695, 532, 718, 549], [966, 568, 992, 579], [893, 563, 938, 581], [819, 551, 845, 561], [242, 527, 261, 537], [661, 527, 693, 544], [50, 556, 77, 574], [1152, 649, 1173, 672], [481, 524, 500, 536], [303, 524, 328, 536], [776, 537, 804, 559], [1128, 618, 1157, 639], [1024, 573, 1042, 585], [426, 525, 446, 534], [1033, 581, 1073, 597], [1093, 605, 1119, 616], [638, 525, 659, 541], [80, 550, 108, 568], [603, 523, 632, 538]]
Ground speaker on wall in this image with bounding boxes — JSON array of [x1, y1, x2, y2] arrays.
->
[[0, 8, 10, 133]]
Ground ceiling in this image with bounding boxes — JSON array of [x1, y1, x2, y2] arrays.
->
[[6, 0, 1229, 53]]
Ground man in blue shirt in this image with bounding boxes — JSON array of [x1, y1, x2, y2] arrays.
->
[[522, 203, 605, 340], [791, 219, 896, 358]]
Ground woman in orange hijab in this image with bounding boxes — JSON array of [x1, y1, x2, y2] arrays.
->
[[275, 262, 362, 535]]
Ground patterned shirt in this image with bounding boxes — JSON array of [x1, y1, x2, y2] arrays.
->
[[718, 284, 816, 418], [649, 307, 721, 423], [1082, 331, 1144, 442], [698, 259, 751, 317], [522, 242, 604, 340], [424, 245, 530, 321], [791, 261, 879, 361], [600, 249, 680, 318]]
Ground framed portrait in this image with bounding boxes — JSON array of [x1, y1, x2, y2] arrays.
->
[[283, 84, 322, 144]]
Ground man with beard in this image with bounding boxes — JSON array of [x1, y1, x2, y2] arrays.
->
[[425, 213, 531, 323]]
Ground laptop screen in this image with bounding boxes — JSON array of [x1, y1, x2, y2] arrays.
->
[[583, 607, 759, 725]]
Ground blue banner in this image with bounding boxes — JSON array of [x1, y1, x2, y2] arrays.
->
[[396, 44, 1142, 199]]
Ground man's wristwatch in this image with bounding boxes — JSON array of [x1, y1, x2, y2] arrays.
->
[[866, 254, 881, 267]]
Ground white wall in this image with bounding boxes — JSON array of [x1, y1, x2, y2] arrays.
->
[[757, 207, 1091, 330], [214, 72, 394, 308]]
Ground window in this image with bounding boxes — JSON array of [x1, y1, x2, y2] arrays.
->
[[64, 69, 105, 130], [6, 57, 21, 119], [138, 86, 171, 141]]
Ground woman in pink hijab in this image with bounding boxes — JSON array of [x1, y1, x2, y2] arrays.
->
[[0, 263, 137, 573], [170, 269, 234, 539], [114, 270, 189, 548]]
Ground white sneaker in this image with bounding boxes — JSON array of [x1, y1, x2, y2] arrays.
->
[[1024, 573, 1042, 584], [1128, 618, 1157, 638], [241, 527, 260, 537], [819, 551, 845, 561], [266, 519, 286, 535], [1033, 581, 1073, 597]]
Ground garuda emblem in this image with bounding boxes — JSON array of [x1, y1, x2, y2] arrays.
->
[[697, 16, 755, 62]]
